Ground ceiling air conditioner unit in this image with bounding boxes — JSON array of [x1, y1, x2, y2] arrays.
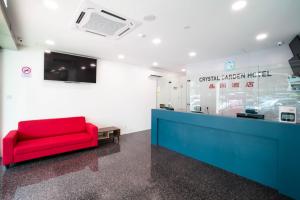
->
[[73, 0, 140, 39]]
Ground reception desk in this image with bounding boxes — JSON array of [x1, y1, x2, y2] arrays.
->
[[151, 109, 300, 199]]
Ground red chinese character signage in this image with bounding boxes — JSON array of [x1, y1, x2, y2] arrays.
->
[[246, 81, 254, 87], [209, 84, 215, 89], [232, 82, 240, 88], [220, 83, 226, 88]]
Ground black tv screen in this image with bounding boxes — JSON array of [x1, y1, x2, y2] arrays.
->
[[44, 51, 97, 83], [289, 35, 300, 58], [289, 57, 300, 76]]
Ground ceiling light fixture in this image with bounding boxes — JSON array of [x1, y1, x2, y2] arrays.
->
[[189, 51, 197, 57], [137, 33, 146, 38], [3, 0, 8, 7], [181, 69, 187, 72], [152, 38, 162, 45], [118, 54, 125, 59], [152, 62, 159, 67], [143, 15, 156, 22], [44, 50, 51, 54], [45, 40, 55, 45], [184, 25, 191, 30], [232, 0, 247, 11], [43, 0, 58, 10], [256, 33, 268, 41]]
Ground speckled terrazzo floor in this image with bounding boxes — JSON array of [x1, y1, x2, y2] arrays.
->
[[0, 130, 291, 200]]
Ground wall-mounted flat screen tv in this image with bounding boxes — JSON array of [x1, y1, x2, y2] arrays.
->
[[289, 35, 300, 58], [44, 51, 97, 83], [289, 35, 300, 76]]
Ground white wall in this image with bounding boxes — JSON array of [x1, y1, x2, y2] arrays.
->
[[0, 51, 3, 145], [0, 47, 157, 139]]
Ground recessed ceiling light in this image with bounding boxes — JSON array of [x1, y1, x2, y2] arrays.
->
[[256, 33, 268, 41], [81, 66, 86, 70], [232, 0, 247, 11], [43, 0, 58, 10], [137, 33, 146, 38], [3, 0, 8, 7], [181, 69, 186, 72], [152, 38, 162, 45], [184, 25, 191, 30], [90, 63, 96, 67], [152, 62, 159, 67], [144, 15, 156, 22], [45, 40, 55, 45], [188, 51, 197, 57], [118, 54, 125, 59]]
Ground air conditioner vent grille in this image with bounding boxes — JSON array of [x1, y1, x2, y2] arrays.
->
[[85, 30, 106, 37], [76, 12, 86, 24], [72, 0, 140, 39], [101, 10, 126, 21], [118, 28, 130, 36], [82, 12, 127, 36]]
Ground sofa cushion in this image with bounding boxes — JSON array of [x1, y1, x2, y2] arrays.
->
[[14, 132, 92, 155], [18, 117, 86, 140]]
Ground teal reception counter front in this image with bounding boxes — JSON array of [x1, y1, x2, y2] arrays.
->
[[151, 109, 300, 199]]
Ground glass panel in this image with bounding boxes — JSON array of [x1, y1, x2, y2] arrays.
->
[[189, 72, 213, 113], [156, 76, 187, 111], [189, 66, 260, 116], [258, 64, 300, 123], [187, 64, 300, 123], [218, 66, 259, 117]]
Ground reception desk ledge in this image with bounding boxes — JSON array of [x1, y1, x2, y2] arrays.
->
[[151, 109, 300, 200]]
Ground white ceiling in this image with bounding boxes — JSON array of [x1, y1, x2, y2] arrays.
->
[[5, 0, 300, 71]]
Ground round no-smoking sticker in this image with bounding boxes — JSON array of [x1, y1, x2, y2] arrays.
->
[[21, 66, 32, 77]]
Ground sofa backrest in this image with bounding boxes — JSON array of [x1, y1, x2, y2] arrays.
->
[[18, 117, 86, 140]]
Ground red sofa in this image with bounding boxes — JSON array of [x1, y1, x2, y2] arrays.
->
[[2, 116, 98, 168]]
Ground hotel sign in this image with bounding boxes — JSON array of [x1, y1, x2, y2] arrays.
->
[[199, 70, 272, 82], [198, 70, 272, 89]]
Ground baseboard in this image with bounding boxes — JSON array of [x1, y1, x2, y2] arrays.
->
[[121, 129, 150, 135]]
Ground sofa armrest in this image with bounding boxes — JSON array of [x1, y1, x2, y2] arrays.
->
[[86, 123, 98, 143], [2, 130, 18, 165]]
